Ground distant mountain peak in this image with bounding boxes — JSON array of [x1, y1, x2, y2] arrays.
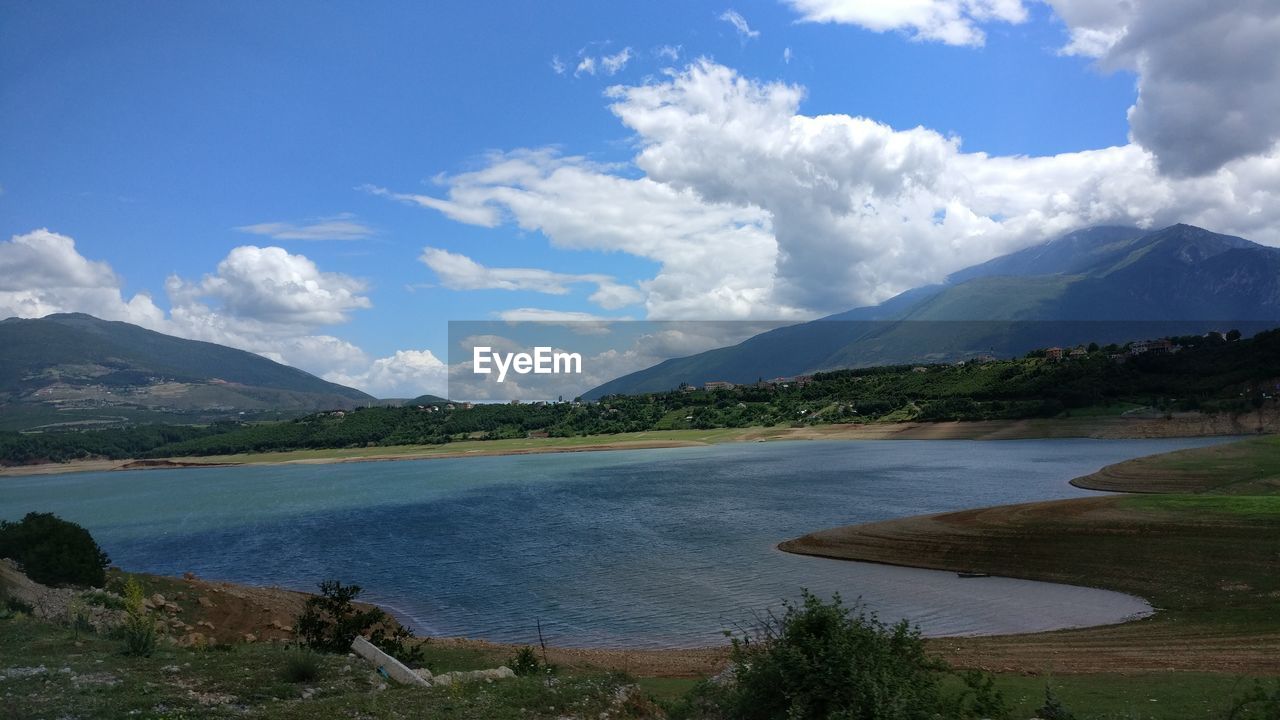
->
[[585, 223, 1280, 398]]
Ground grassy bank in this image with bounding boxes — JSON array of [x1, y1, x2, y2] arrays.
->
[[4, 412, 1267, 478], [781, 436, 1280, 676]]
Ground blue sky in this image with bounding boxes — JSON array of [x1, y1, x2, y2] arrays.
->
[[3, 1, 1278, 398]]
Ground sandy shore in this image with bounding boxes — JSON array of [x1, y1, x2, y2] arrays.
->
[[4, 409, 1273, 478]]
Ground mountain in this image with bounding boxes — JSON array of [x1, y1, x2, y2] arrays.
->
[[0, 313, 374, 430], [586, 224, 1280, 398]]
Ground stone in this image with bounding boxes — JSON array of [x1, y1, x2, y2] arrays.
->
[[350, 636, 429, 688], [196, 596, 214, 608], [430, 667, 516, 686], [242, 633, 256, 643], [150, 593, 166, 607]]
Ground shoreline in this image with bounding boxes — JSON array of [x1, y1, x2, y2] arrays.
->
[[778, 436, 1280, 674], [3, 410, 1271, 478]]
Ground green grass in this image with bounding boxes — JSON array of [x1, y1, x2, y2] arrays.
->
[[0, 616, 652, 720], [994, 673, 1277, 720], [1118, 494, 1280, 517]]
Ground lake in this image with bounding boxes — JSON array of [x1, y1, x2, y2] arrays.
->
[[0, 437, 1232, 648]]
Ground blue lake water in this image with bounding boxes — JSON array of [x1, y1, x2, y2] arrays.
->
[[0, 437, 1232, 648]]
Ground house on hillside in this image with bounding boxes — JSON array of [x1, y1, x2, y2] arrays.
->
[[1131, 338, 1173, 355], [703, 380, 735, 391], [1045, 347, 1065, 361]]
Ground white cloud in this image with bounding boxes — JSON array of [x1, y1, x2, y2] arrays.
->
[[167, 245, 370, 326], [601, 47, 633, 75], [234, 213, 375, 241], [325, 349, 448, 399], [720, 9, 761, 40], [785, 0, 1027, 46], [376, 147, 797, 320], [572, 47, 633, 78], [550, 55, 567, 75], [386, 60, 1280, 321], [784, 0, 1280, 177], [420, 246, 643, 309], [654, 45, 681, 62], [360, 183, 501, 227], [783, 47, 793, 64], [0, 229, 166, 328], [1048, 0, 1280, 176]]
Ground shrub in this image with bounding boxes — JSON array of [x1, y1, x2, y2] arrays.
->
[[67, 596, 95, 639], [295, 579, 424, 663], [81, 589, 127, 610], [508, 646, 544, 676], [120, 576, 157, 657], [281, 648, 323, 683], [0, 512, 110, 587], [721, 590, 1006, 720], [1035, 686, 1075, 720]]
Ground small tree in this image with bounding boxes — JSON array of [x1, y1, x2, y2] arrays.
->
[[295, 579, 423, 663], [0, 512, 110, 588]]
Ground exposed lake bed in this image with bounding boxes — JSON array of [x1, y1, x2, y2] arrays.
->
[[0, 437, 1235, 648]]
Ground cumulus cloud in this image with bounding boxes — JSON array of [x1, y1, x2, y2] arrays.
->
[[785, 0, 1026, 46], [420, 247, 642, 309], [166, 245, 370, 326], [384, 60, 1280, 320], [234, 213, 375, 241], [325, 349, 448, 399], [1049, 0, 1280, 176], [784, 0, 1280, 177], [0, 229, 166, 328], [720, 9, 761, 40]]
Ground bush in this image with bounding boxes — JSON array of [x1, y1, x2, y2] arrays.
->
[[120, 576, 157, 657], [0, 512, 110, 587], [721, 590, 1006, 720], [1036, 686, 1075, 720], [295, 579, 424, 663], [281, 648, 323, 683], [508, 646, 545, 676], [81, 589, 127, 610]]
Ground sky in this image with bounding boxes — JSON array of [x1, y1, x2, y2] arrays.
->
[[3, 1, 1280, 399]]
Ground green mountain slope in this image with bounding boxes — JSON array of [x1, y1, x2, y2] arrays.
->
[[0, 313, 373, 430], [586, 224, 1280, 398]]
